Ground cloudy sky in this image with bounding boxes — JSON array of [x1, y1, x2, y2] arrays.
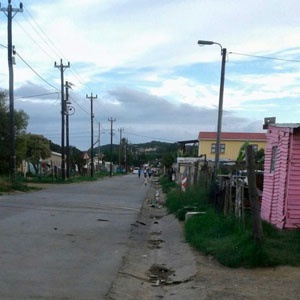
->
[[0, 0, 300, 151]]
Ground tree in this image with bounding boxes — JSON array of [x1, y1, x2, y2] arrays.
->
[[0, 92, 29, 175], [26, 134, 51, 175], [162, 153, 174, 169]]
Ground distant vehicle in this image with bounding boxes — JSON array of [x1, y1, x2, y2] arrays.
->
[[132, 167, 140, 174]]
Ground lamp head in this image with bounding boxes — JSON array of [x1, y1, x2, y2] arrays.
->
[[197, 40, 214, 46]]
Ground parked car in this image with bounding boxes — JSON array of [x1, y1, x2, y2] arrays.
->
[[132, 167, 140, 174]]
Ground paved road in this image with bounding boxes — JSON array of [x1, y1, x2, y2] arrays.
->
[[0, 174, 149, 300]]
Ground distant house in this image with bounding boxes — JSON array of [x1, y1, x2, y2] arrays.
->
[[198, 132, 266, 161], [40, 151, 62, 175], [261, 124, 300, 229], [20, 151, 62, 176]]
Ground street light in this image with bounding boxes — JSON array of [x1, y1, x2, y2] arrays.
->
[[197, 39, 227, 182]]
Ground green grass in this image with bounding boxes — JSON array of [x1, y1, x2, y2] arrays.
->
[[159, 176, 177, 194], [0, 169, 112, 193], [0, 176, 31, 193], [161, 177, 300, 268]]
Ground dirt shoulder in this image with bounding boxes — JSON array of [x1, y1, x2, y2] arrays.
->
[[106, 179, 300, 300]]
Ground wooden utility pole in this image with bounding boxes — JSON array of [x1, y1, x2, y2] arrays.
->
[[245, 145, 263, 242], [108, 117, 116, 177], [1, 1, 23, 181], [54, 59, 70, 181], [86, 93, 97, 177], [98, 122, 101, 165], [65, 81, 74, 178], [118, 128, 124, 168]]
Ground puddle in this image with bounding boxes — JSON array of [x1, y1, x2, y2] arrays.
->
[[149, 264, 175, 284]]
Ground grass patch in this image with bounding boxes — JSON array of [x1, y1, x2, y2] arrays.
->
[[0, 169, 112, 193], [0, 176, 31, 193], [159, 175, 177, 194], [163, 178, 300, 268]]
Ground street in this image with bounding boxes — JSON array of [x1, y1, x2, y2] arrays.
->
[[0, 174, 148, 299]]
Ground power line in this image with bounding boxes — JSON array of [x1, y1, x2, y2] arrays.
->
[[3, 5, 112, 125], [229, 51, 300, 63], [15, 51, 59, 91], [15, 3, 65, 60], [13, 17, 57, 62], [15, 92, 59, 99], [69, 95, 90, 115], [15, 4, 98, 98]]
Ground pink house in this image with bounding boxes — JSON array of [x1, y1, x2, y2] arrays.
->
[[261, 124, 300, 229]]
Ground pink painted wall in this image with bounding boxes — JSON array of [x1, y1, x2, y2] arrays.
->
[[261, 125, 300, 229]]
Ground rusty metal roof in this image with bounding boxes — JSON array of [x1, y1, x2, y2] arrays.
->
[[198, 132, 266, 141]]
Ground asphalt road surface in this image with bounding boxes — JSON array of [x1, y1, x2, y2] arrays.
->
[[0, 174, 148, 300]]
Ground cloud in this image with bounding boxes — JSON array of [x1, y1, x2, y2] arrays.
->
[[1, 0, 300, 151]]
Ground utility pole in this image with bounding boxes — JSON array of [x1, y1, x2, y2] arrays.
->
[[118, 128, 124, 169], [65, 81, 74, 178], [98, 123, 101, 164], [86, 93, 97, 177], [54, 59, 70, 181], [1, 1, 23, 181], [108, 117, 116, 177], [124, 138, 128, 173]]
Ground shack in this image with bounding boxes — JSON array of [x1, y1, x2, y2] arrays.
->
[[261, 123, 300, 229]]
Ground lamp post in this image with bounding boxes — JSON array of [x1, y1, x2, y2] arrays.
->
[[197, 40, 227, 182]]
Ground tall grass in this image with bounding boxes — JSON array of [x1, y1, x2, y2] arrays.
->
[[161, 177, 300, 268]]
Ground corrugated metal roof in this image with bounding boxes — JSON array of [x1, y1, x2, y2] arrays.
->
[[269, 123, 300, 129], [198, 131, 266, 141]]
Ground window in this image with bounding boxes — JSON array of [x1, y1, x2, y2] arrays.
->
[[270, 146, 277, 172], [252, 144, 258, 152], [211, 143, 225, 154], [220, 144, 225, 153]]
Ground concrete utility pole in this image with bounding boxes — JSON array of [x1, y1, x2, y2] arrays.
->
[[108, 117, 116, 177], [86, 93, 97, 177], [214, 47, 227, 176], [54, 59, 70, 181], [197, 40, 227, 183], [1, 0, 23, 181]]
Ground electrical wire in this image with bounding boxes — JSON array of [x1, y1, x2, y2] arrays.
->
[[15, 92, 59, 100], [3, 4, 180, 145], [15, 51, 59, 91], [14, 2, 64, 60], [229, 51, 300, 63], [69, 95, 90, 116]]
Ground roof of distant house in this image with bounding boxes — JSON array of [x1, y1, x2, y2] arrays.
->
[[198, 132, 266, 141]]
